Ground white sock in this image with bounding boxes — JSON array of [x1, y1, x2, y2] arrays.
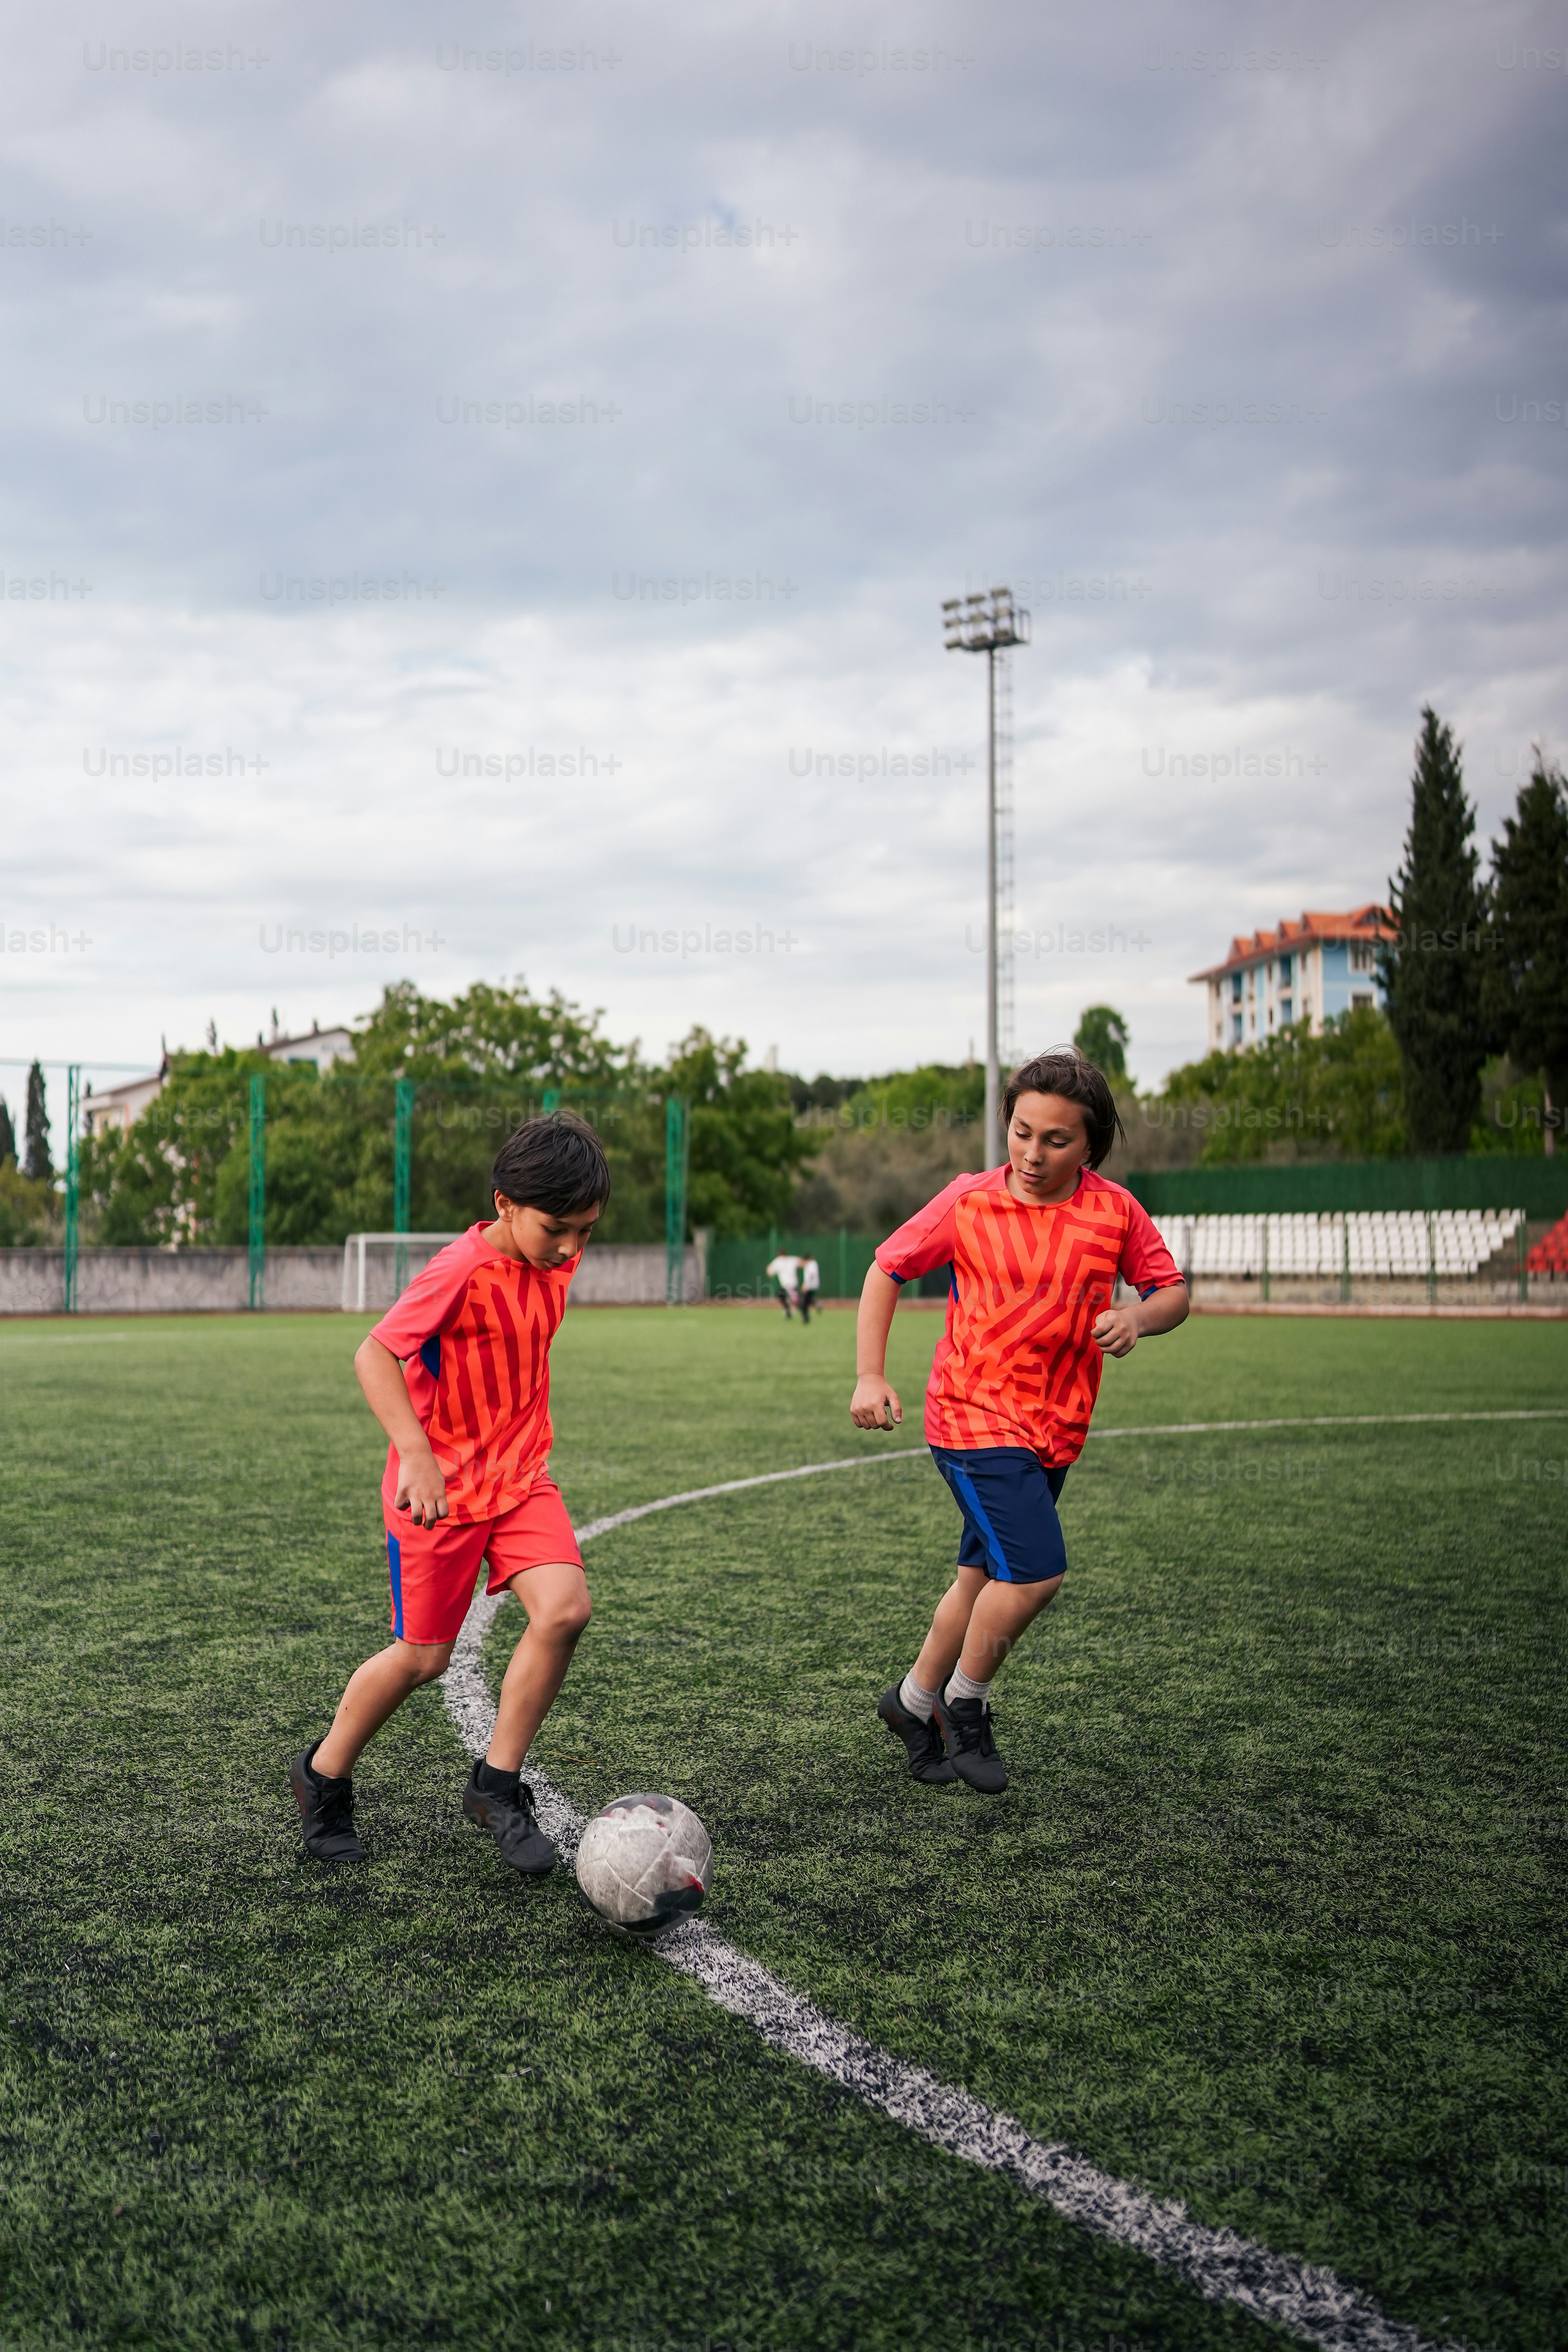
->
[[898, 1671, 937, 1722], [945, 1666, 991, 1706]]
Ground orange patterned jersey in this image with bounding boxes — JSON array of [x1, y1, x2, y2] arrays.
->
[[875, 1167, 1181, 1464], [368, 1224, 578, 1524]]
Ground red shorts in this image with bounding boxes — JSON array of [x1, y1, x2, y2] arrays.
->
[[383, 1474, 583, 1646]]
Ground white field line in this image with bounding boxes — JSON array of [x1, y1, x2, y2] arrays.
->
[[438, 1427, 1506, 2352], [560, 1406, 1568, 1551], [1091, 1408, 1568, 1439]]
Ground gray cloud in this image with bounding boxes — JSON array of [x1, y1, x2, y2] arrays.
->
[[3, 0, 1564, 1104]]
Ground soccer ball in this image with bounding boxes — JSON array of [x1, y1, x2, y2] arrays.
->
[[574, 1793, 713, 1938]]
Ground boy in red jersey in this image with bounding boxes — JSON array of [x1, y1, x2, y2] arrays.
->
[[851, 1049, 1188, 1793], [291, 1116, 607, 1872]]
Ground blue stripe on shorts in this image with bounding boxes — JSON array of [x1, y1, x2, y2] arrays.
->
[[387, 1531, 404, 1639]]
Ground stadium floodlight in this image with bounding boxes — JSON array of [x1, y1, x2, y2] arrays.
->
[[942, 588, 1031, 1162]]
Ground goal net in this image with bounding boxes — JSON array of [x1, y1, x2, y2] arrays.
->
[[341, 1233, 463, 1314]]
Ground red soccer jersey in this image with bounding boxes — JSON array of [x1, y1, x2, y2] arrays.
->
[[875, 1167, 1181, 1464], [368, 1224, 578, 1523]]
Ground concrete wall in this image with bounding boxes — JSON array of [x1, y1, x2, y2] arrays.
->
[[0, 1240, 703, 1315]]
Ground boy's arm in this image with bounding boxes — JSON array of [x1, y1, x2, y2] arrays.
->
[[1091, 1281, 1189, 1360], [354, 1335, 450, 1523], [850, 1265, 904, 1428]]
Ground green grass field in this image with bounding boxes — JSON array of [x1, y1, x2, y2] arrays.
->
[[1, 1303, 1563, 2352]]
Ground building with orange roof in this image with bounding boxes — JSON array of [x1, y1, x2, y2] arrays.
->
[[1189, 904, 1395, 1053]]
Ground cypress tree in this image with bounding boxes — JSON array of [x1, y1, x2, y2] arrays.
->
[[1483, 747, 1568, 1157], [1377, 707, 1488, 1154], [1073, 1006, 1130, 1085], [23, 1061, 51, 1183], [0, 1096, 14, 1167]]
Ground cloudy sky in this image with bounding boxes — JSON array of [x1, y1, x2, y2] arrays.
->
[[3, 0, 1564, 1119]]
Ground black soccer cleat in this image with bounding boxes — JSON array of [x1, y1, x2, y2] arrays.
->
[[932, 1694, 1008, 1794], [461, 1766, 558, 1876], [878, 1685, 958, 1785], [291, 1740, 366, 1862]]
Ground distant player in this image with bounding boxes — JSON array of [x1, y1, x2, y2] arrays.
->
[[764, 1248, 801, 1319], [291, 1116, 607, 1872], [852, 1049, 1187, 1793], [798, 1253, 821, 1324]]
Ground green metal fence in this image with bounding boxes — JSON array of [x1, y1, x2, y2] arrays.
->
[[1123, 1159, 1568, 1220], [706, 1230, 887, 1302], [229, 1073, 693, 1312]]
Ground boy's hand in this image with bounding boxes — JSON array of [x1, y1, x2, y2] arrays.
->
[[851, 1374, 902, 1430], [1091, 1304, 1140, 1358], [395, 1446, 450, 1525]]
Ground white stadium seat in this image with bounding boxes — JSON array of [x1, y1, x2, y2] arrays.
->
[[1150, 1208, 1526, 1287]]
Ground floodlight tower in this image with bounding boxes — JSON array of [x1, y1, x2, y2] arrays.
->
[[942, 586, 1030, 1163]]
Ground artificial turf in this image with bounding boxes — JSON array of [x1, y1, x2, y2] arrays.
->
[[0, 1304, 1562, 2350]]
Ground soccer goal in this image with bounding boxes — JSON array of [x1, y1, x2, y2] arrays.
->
[[341, 1233, 462, 1313]]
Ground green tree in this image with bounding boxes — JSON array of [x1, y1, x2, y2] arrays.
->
[[1158, 1006, 1406, 1164], [665, 1028, 817, 1238], [843, 1063, 985, 1136], [0, 1096, 15, 1167], [23, 1062, 50, 1182], [1377, 707, 1489, 1153], [1482, 749, 1568, 1158], [1073, 1007, 1130, 1085], [78, 1049, 322, 1246], [0, 1160, 58, 1247], [326, 977, 644, 1239], [79, 983, 824, 1246]]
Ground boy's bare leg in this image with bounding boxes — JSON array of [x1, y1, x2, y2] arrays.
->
[[910, 1564, 990, 1694], [314, 1638, 456, 1779], [486, 1560, 592, 1772], [957, 1574, 1063, 1682], [912, 1565, 1062, 1694]]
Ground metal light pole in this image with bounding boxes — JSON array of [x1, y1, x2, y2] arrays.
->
[[942, 587, 1030, 1163], [665, 1093, 691, 1304]]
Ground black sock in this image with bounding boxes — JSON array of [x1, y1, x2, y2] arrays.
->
[[476, 1760, 520, 1798]]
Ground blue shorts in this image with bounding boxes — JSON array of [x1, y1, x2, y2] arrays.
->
[[930, 1445, 1070, 1586]]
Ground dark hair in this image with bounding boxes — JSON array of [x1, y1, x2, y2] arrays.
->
[[490, 1113, 611, 1215], [1003, 1048, 1126, 1170]]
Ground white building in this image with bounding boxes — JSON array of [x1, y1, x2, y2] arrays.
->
[[82, 1063, 170, 1141], [256, 1021, 356, 1073], [83, 1020, 356, 1140], [1190, 905, 1394, 1053]]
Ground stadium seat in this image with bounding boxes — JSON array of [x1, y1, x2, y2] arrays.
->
[[1527, 1210, 1568, 1276], [1151, 1208, 1530, 1287]]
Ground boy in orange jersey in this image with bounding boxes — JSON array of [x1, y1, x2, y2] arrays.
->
[[851, 1049, 1188, 1794], [291, 1115, 608, 1872]]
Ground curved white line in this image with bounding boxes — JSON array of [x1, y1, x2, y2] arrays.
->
[[439, 1430, 1498, 2352], [1092, 1407, 1568, 1439], [569, 1405, 1568, 1550]]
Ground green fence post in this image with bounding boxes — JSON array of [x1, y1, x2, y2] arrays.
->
[[542, 1088, 561, 1115], [394, 1077, 414, 1297], [838, 1227, 848, 1302], [1518, 1214, 1529, 1305], [248, 1073, 266, 1311], [1341, 1212, 1351, 1304], [63, 1065, 82, 1313], [665, 1095, 690, 1304], [1426, 1209, 1436, 1307]]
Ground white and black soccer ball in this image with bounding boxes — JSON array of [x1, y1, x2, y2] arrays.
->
[[574, 1793, 713, 1938]]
